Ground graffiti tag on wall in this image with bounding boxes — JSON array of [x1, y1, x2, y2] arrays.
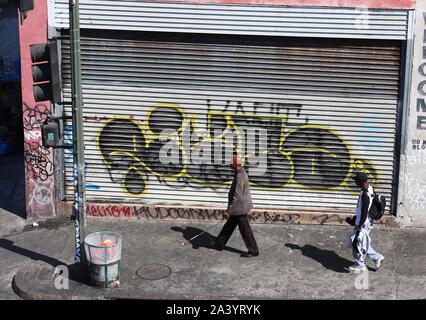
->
[[23, 103, 54, 181], [95, 100, 378, 196], [22, 102, 55, 215], [86, 203, 392, 225], [86, 203, 301, 223], [404, 174, 426, 210]]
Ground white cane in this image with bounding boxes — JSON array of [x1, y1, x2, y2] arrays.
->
[[181, 220, 223, 246]]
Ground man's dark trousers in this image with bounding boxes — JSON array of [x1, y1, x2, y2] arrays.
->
[[214, 214, 259, 254]]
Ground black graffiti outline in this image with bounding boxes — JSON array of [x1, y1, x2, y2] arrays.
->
[[22, 103, 50, 130], [23, 140, 54, 181]]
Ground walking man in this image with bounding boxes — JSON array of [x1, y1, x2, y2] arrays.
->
[[348, 172, 385, 272], [214, 156, 259, 258]]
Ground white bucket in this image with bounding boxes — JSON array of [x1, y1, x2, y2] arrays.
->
[[84, 231, 122, 288]]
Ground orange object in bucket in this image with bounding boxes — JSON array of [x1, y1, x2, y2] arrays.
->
[[99, 239, 115, 246]]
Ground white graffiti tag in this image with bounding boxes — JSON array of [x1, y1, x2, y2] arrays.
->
[[404, 174, 426, 210], [24, 130, 42, 141], [29, 181, 54, 207]]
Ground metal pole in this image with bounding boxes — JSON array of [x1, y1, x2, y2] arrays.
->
[[69, 0, 86, 264]]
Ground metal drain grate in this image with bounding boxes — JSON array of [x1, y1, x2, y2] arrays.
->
[[136, 264, 172, 280]]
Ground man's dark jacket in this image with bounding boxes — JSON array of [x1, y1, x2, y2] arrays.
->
[[227, 168, 253, 216]]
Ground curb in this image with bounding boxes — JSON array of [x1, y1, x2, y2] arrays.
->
[[12, 261, 105, 300]]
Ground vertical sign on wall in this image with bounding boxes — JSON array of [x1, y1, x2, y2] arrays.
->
[[403, 0, 426, 217], [408, 0, 426, 157], [416, 8, 426, 138]]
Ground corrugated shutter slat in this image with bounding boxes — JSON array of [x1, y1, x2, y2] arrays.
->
[[53, 0, 409, 40]]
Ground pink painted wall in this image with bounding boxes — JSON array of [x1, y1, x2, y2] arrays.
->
[[140, 0, 416, 9], [19, 0, 56, 217]]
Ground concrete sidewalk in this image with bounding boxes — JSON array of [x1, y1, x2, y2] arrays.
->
[[0, 208, 27, 238], [1, 217, 426, 300]]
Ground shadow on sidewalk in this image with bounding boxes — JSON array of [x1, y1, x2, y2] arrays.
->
[[171, 226, 246, 255], [0, 238, 64, 267], [285, 243, 352, 273], [0, 238, 89, 284]]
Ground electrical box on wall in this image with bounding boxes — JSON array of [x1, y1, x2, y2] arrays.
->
[[41, 118, 60, 148]]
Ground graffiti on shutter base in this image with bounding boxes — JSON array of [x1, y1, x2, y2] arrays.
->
[[87, 204, 225, 220], [86, 203, 301, 223]]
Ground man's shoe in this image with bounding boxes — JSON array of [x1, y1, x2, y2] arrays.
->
[[374, 256, 385, 270], [348, 264, 367, 273], [241, 252, 259, 258]]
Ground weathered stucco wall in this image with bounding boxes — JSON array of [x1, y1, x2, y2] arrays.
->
[[398, 0, 426, 226], [19, 0, 56, 217]]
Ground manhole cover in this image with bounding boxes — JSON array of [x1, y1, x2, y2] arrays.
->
[[136, 264, 172, 280]]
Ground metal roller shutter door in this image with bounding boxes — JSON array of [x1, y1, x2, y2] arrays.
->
[[53, 0, 409, 40], [61, 32, 400, 213]]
